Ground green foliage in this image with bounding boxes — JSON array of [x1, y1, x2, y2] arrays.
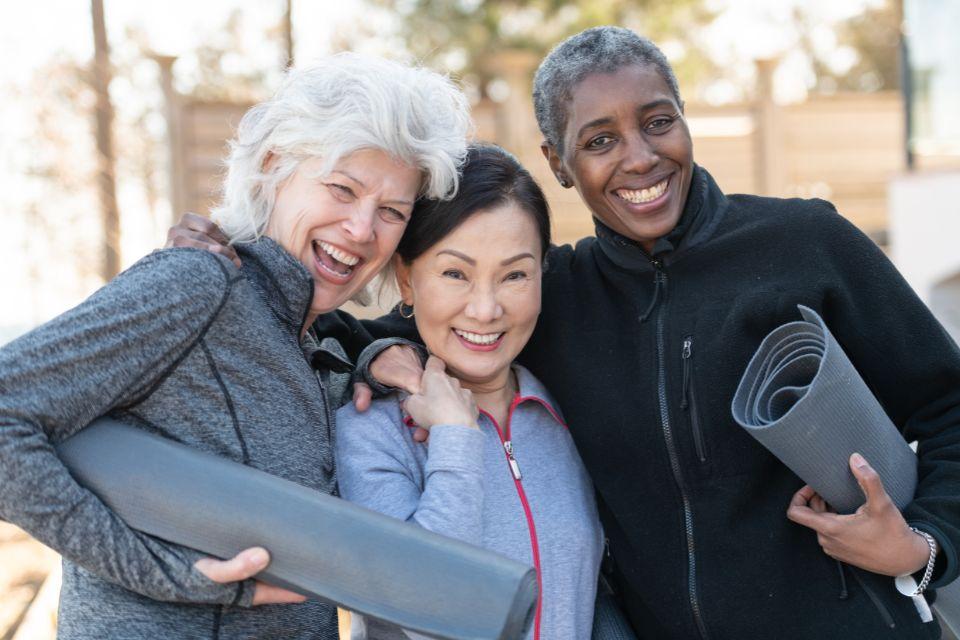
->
[[377, 0, 718, 95]]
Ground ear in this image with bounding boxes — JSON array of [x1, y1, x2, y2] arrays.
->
[[393, 254, 414, 305], [541, 141, 571, 189], [262, 150, 278, 173]]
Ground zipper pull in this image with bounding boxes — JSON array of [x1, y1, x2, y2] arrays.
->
[[504, 441, 522, 480], [680, 337, 692, 410]]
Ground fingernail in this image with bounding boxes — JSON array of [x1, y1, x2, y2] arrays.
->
[[851, 452, 867, 468], [248, 548, 268, 567]]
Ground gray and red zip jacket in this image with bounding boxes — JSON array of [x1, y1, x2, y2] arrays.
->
[[335, 364, 604, 640]]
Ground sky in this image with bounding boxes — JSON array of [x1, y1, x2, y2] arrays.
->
[[0, 0, 889, 342]]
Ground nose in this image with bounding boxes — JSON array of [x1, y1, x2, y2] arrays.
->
[[342, 201, 377, 244], [620, 131, 659, 174], [464, 285, 504, 324]]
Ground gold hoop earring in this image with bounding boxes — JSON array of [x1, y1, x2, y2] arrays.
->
[[398, 302, 415, 319]]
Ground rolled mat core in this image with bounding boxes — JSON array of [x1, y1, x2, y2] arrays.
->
[[57, 418, 537, 640], [731, 305, 916, 514]]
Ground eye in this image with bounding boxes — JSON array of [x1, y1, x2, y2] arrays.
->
[[327, 183, 354, 200], [442, 268, 466, 280], [505, 270, 528, 282], [378, 207, 409, 224], [584, 134, 615, 150], [645, 114, 679, 134]]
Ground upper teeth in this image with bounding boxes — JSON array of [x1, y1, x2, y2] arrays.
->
[[455, 329, 503, 345], [617, 179, 668, 204], [318, 241, 359, 266]]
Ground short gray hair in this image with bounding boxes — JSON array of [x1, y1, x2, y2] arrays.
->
[[212, 52, 471, 243], [533, 26, 682, 154]]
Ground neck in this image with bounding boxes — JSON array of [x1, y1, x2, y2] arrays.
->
[[301, 313, 319, 340], [461, 368, 517, 420]]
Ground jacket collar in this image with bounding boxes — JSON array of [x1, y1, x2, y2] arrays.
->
[[235, 237, 314, 336], [514, 364, 566, 428], [594, 163, 728, 272]]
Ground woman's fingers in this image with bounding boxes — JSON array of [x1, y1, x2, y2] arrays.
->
[[251, 582, 308, 606], [352, 382, 373, 412], [194, 547, 269, 583], [849, 453, 892, 513], [370, 345, 424, 394], [424, 355, 446, 374], [165, 214, 241, 267]]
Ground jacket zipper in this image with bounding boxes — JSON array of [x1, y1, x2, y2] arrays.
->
[[482, 397, 543, 640], [680, 336, 707, 462], [314, 369, 337, 488], [651, 263, 709, 639], [852, 569, 896, 629]]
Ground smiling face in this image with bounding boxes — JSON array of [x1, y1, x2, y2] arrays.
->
[[395, 203, 543, 392], [545, 64, 693, 253], [264, 148, 421, 324]]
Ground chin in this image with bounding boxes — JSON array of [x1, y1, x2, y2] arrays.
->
[[448, 358, 509, 385]]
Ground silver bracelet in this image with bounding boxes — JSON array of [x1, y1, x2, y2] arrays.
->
[[897, 527, 938, 597]]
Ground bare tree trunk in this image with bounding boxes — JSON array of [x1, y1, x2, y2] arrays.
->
[[91, 0, 120, 281], [283, 0, 294, 68]]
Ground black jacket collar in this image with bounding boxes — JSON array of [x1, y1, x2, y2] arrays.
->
[[594, 164, 728, 272]]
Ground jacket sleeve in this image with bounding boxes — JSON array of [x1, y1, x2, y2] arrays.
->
[[0, 248, 254, 605], [334, 401, 486, 546], [814, 205, 960, 588], [310, 308, 421, 363]]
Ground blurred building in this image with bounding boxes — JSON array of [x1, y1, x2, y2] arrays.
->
[[889, 0, 960, 341]]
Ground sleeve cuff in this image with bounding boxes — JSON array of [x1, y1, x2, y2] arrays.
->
[[355, 338, 428, 396], [907, 520, 958, 590]]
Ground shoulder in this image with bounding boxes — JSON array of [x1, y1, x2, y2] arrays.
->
[[724, 194, 843, 227], [111, 248, 239, 307], [335, 395, 409, 448], [722, 194, 868, 245]]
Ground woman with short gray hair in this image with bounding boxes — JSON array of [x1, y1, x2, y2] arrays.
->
[[0, 51, 469, 640]]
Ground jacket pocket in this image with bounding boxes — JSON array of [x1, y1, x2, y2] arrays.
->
[[680, 335, 707, 463]]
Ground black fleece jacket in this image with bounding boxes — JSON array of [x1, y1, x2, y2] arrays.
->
[[332, 165, 960, 639]]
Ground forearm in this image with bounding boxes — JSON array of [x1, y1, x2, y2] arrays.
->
[[336, 407, 485, 546], [354, 337, 428, 395], [408, 425, 486, 545], [0, 420, 252, 605]]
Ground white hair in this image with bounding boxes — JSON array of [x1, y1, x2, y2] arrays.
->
[[211, 52, 472, 243]]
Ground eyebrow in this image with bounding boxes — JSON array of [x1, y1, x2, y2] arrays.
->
[[437, 249, 475, 265], [575, 99, 678, 139], [436, 250, 536, 266], [501, 252, 536, 266], [335, 170, 414, 206]]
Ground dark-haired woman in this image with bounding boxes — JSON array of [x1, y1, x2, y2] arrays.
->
[[335, 145, 604, 640]]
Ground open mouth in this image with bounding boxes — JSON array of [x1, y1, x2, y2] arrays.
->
[[313, 240, 362, 280], [453, 328, 505, 351], [615, 176, 670, 205]]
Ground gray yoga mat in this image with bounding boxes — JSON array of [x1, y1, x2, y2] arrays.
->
[[57, 418, 537, 640], [731, 305, 917, 514]]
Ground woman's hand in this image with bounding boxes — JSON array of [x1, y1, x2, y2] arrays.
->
[[194, 547, 307, 605], [166, 212, 241, 268], [402, 356, 478, 431], [786, 453, 932, 576], [353, 344, 430, 440]]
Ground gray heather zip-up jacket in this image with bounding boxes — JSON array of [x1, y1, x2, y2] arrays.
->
[[0, 239, 351, 639], [335, 365, 604, 640]]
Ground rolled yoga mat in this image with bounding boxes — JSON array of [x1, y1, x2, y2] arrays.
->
[[731, 305, 917, 514], [57, 418, 537, 640]]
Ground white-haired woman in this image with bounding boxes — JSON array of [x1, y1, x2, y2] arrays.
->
[[0, 52, 469, 640]]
